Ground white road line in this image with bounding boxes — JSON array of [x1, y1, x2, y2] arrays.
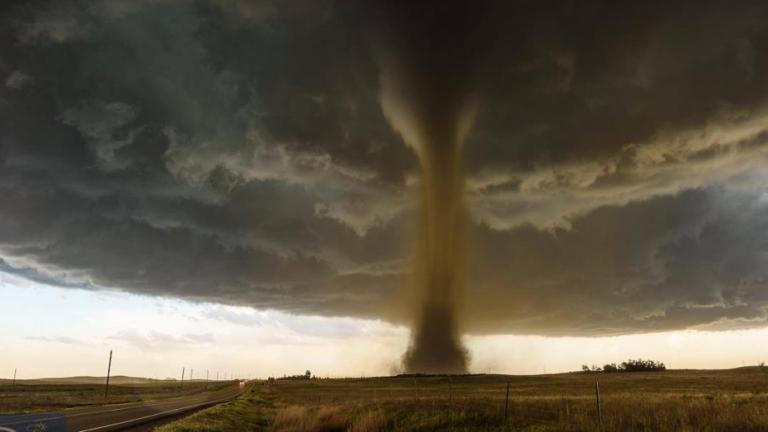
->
[[0, 391, 235, 427], [65, 391, 232, 419], [77, 394, 238, 432]]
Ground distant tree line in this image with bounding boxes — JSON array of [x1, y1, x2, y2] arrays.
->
[[271, 370, 313, 381], [582, 359, 666, 373]]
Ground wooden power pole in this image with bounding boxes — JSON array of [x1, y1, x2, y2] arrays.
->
[[104, 350, 113, 398]]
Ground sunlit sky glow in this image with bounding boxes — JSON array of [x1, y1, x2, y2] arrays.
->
[[4, 274, 766, 379]]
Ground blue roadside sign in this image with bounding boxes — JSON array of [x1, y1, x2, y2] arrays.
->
[[0, 413, 66, 432]]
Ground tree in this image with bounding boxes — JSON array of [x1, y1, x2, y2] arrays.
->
[[581, 364, 602, 373], [619, 359, 666, 372]]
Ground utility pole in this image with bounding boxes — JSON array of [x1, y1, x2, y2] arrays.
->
[[181, 367, 185, 388], [104, 350, 113, 399], [12, 368, 17, 386], [206, 370, 209, 381], [190, 369, 193, 382], [216, 371, 219, 382]]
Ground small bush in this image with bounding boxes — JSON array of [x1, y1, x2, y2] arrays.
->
[[587, 359, 666, 373], [619, 359, 666, 372]]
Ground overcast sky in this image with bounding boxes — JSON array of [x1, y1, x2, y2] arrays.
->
[[4, 0, 768, 376]]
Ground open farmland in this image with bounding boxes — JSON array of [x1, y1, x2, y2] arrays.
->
[[160, 367, 768, 431], [0, 378, 235, 415]]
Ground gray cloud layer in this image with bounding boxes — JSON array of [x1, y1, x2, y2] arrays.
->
[[3, 0, 768, 335]]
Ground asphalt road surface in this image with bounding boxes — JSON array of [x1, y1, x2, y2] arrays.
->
[[0, 382, 246, 432]]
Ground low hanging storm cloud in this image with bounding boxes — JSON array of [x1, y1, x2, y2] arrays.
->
[[3, 0, 768, 336]]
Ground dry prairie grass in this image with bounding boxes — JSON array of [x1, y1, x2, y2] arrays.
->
[[161, 368, 768, 431], [348, 410, 386, 432], [270, 404, 347, 431], [265, 368, 768, 431], [0, 381, 233, 414]]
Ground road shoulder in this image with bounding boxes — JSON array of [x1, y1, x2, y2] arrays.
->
[[155, 384, 272, 432]]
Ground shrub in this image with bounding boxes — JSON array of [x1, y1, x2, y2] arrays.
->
[[581, 364, 603, 373], [586, 359, 666, 373], [619, 359, 666, 372]]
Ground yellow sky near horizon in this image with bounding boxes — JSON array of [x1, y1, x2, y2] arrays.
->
[[2, 275, 767, 380]]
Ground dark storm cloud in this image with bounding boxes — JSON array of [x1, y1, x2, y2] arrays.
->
[[469, 188, 768, 335], [3, 0, 768, 335]]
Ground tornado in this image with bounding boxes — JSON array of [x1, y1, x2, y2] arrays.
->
[[371, 1, 490, 374]]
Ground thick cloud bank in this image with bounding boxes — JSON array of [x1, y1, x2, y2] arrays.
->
[[3, 0, 768, 335]]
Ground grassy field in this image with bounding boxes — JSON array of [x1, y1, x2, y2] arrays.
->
[[0, 379, 235, 414], [160, 367, 768, 431], [156, 384, 272, 432]]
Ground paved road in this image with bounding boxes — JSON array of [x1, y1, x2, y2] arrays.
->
[[0, 382, 246, 432]]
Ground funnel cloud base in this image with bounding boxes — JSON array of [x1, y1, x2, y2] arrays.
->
[[404, 304, 468, 374]]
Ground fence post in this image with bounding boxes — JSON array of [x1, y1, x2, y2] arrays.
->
[[504, 381, 510, 421], [595, 380, 602, 430], [448, 377, 454, 431]]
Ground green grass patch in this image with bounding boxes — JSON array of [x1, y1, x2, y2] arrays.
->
[[156, 384, 272, 432], [0, 382, 235, 415]]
